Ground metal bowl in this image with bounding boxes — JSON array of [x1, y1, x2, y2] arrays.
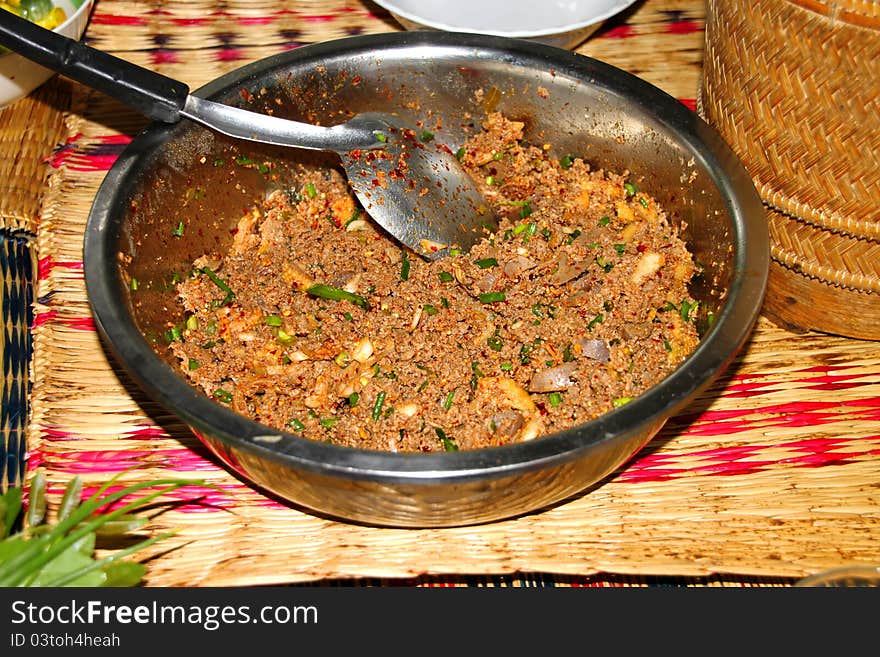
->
[[84, 32, 768, 528]]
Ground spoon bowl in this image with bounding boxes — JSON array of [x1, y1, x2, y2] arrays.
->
[[0, 10, 495, 257]]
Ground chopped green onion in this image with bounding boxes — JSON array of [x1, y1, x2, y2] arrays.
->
[[264, 315, 283, 327], [348, 392, 359, 407], [548, 392, 563, 407], [276, 329, 294, 346], [319, 417, 339, 429], [471, 361, 485, 381], [560, 155, 575, 169], [435, 427, 458, 452], [500, 362, 513, 372], [400, 250, 410, 281], [639, 196, 649, 208], [565, 229, 582, 245], [305, 182, 317, 198], [345, 209, 361, 227], [288, 418, 306, 432], [375, 132, 388, 143], [438, 271, 454, 283], [624, 182, 638, 196], [185, 315, 198, 331], [479, 291, 506, 304], [614, 243, 626, 255], [421, 129, 434, 142], [306, 283, 370, 310], [487, 335, 504, 351], [599, 216, 611, 226], [371, 391, 386, 420], [213, 389, 233, 404], [165, 326, 182, 343], [680, 300, 698, 323], [596, 256, 614, 273], [513, 222, 534, 236], [200, 267, 235, 306], [587, 313, 604, 330], [423, 304, 439, 316], [455, 147, 465, 160], [187, 358, 200, 371], [475, 257, 498, 269], [172, 221, 185, 237], [130, 278, 138, 291], [443, 390, 455, 410], [519, 202, 533, 219], [612, 396, 634, 408]]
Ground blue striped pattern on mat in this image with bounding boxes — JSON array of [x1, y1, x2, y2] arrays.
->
[[1, 230, 34, 489]]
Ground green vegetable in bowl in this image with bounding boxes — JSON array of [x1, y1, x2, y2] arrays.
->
[[0, 0, 67, 29]]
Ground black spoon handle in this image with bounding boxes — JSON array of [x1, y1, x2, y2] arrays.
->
[[0, 8, 188, 122]]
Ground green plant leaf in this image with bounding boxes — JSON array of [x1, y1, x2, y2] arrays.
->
[[102, 561, 147, 588], [29, 537, 106, 587], [1, 487, 23, 539], [25, 471, 47, 528], [93, 514, 149, 536], [0, 536, 30, 564], [56, 476, 83, 522], [0, 473, 205, 587]]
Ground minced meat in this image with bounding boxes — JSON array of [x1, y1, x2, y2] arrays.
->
[[170, 112, 700, 452]]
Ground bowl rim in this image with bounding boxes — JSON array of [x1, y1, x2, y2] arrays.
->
[[372, 0, 640, 38], [83, 31, 768, 486]]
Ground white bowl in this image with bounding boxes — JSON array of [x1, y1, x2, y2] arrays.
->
[[373, 0, 639, 49], [0, 0, 94, 108]]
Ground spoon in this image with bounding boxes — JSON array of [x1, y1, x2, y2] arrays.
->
[[0, 11, 496, 259]]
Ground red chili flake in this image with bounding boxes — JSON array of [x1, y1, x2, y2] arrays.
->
[[637, 244, 648, 252], [352, 76, 362, 85]]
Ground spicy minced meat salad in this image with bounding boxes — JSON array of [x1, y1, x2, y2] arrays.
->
[[169, 112, 700, 452]]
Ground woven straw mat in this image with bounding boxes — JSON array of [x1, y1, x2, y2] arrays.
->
[[12, 0, 880, 586]]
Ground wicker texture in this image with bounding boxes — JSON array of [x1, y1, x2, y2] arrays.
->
[[5, 0, 880, 586], [0, 82, 67, 489], [768, 208, 880, 293], [701, 0, 880, 237], [700, 0, 880, 339], [0, 84, 70, 234]]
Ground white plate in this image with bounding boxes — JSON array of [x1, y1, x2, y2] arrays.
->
[[373, 0, 639, 49]]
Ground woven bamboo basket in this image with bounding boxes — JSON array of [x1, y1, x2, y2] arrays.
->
[[699, 0, 880, 339]]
